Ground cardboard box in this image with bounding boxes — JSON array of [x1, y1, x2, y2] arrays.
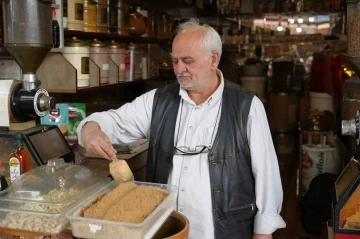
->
[[68, 103, 86, 141], [40, 103, 86, 142]]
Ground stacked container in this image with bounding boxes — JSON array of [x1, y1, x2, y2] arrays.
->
[[0, 158, 110, 235], [109, 40, 126, 82], [63, 0, 84, 30], [62, 37, 90, 87], [239, 58, 268, 104], [117, 0, 129, 35], [83, 0, 97, 32], [89, 39, 109, 84], [268, 55, 299, 170], [95, 0, 107, 33], [107, 0, 118, 33]]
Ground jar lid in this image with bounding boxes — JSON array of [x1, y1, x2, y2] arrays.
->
[[109, 40, 124, 49], [90, 39, 107, 47], [128, 42, 136, 49], [65, 37, 88, 47]]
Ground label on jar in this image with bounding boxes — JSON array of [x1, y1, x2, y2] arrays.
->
[[120, 64, 125, 70], [81, 57, 90, 74], [102, 64, 109, 71], [75, 3, 84, 20], [9, 157, 20, 182]]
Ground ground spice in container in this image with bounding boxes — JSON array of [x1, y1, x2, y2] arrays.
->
[[347, 14, 360, 56]]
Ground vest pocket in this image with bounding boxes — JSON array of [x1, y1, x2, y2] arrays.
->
[[228, 202, 257, 220], [216, 203, 256, 239]]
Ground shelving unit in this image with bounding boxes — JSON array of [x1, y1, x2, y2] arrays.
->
[[64, 30, 172, 45], [76, 76, 175, 93]]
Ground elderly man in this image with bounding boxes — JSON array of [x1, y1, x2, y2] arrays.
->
[[77, 18, 286, 239]]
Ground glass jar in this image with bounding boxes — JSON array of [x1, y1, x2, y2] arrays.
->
[[89, 39, 109, 84], [125, 43, 142, 81], [217, 0, 229, 15], [228, 0, 241, 15], [64, 0, 84, 31], [96, 0, 107, 33], [117, 0, 129, 35], [107, 0, 118, 33], [146, 10, 154, 38], [109, 40, 126, 82], [271, 55, 294, 92], [132, 44, 143, 80], [63, 37, 90, 88], [83, 0, 96, 32], [128, 6, 146, 36]]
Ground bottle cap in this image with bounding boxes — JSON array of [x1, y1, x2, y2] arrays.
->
[[13, 133, 23, 141]]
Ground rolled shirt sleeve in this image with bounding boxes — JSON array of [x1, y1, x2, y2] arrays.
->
[[247, 96, 286, 234], [77, 89, 156, 146]]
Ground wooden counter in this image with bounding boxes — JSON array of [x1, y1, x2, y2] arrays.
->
[[85, 140, 149, 181]]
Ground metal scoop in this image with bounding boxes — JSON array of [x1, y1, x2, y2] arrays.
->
[[109, 158, 134, 184]]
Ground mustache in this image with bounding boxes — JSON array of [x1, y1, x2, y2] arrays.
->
[[176, 72, 192, 77]]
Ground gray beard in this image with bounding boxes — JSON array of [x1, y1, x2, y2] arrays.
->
[[177, 78, 205, 91]]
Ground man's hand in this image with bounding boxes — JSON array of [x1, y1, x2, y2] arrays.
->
[[81, 121, 117, 160], [253, 234, 272, 239]]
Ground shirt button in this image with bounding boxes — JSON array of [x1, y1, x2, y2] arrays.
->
[[179, 208, 184, 212], [189, 126, 193, 130], [195, 107, 200, 110], [180, 187, 185, 192], [184, 166, 187, 170]]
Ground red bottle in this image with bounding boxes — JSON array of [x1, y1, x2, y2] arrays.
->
[[9, 133, 30, 182]]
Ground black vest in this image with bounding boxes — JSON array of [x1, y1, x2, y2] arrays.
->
[[146, 80, 257, 239]]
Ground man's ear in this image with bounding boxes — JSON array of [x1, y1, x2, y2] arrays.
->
[[210, 51, 220, 71]]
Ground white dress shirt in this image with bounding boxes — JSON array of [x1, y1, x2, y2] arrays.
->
[[77, 70, 286, 238]]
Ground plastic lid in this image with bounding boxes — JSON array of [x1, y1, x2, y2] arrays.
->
[[65, 37, 88, 47], [128, 42, 136, 49], [90, 38, 107, 48], [109, 40, 125, 49], [0, 158, 110, 214]]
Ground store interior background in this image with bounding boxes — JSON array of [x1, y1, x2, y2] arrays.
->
[[1, 0, 359, 238]]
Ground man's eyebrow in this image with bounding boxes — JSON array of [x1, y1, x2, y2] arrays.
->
[[171, 56, 193, 60]]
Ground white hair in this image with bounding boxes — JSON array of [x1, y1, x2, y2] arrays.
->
[[175, 18, 222, 60]]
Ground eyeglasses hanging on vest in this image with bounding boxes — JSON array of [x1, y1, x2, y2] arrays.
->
[[173, 99, 222, 156]]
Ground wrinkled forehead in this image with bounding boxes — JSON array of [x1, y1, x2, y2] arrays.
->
[[171, 32, 207, 58]]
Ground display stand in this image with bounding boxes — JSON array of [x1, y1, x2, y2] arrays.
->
[[38, 52, 130, 93]]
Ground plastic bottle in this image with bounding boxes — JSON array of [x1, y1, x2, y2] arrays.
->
[[52, 8, 60, 48], [9, 133, 30, 182], [0, 162, 8, 191]]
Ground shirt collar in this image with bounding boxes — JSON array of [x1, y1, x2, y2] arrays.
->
[[179, 69, 224, 106]]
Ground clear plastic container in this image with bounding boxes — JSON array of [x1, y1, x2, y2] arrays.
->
[[0, 158, 110, 235], [66, 181, 177, 239]]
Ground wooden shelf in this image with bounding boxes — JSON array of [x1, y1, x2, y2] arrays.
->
[[64, 30, 172, 45], [76, 77, 175, 93]]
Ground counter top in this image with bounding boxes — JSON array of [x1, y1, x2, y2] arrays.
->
[[84, 140, 149, 178]]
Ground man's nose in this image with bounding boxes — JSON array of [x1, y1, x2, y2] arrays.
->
[[173, 61, 186, 74]]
